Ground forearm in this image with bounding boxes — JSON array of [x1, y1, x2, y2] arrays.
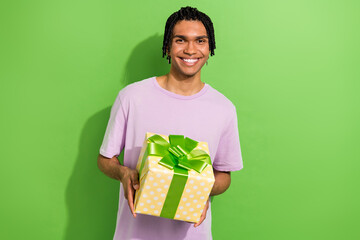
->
[[97, 154, 128, 181], [210, 169, 231, 196]]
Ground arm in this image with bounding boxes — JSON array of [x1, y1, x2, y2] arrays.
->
[[194, 169, 231, 227], [97, 154, 139, 217], [210, 169, 231, 196], [97, 154, 126, 181]]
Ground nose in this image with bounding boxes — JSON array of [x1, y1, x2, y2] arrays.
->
[[184, 41, 196, 55]]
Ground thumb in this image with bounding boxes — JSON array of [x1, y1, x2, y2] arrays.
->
[[131, 172, 140, 190]]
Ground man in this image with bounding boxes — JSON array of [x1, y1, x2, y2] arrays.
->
[[98, 6, 243, 240]]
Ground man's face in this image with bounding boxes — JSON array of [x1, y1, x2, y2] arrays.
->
[[168, 20, 210, 78]]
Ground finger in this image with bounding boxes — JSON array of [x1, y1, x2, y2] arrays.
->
[[122, 179, 129, 200], [127, 184, 137, 218], [194, 208, 206, 227], [194, 214, 205, 227], [194, 200, 209, 227]]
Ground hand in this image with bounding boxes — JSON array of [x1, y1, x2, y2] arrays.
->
[[194, 198, 210, 227], [120, 166, 140, 218]]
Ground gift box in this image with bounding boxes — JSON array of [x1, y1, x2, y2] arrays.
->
[[134, 132, 215, 223]]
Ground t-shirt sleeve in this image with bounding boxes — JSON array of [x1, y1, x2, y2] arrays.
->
[[99, 92, 127, 158], [212, 107, 243, 172]]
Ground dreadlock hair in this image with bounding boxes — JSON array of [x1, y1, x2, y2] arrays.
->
[[162, 6, 216, 63]]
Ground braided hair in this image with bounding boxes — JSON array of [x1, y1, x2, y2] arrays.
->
[[162, 6, 216, 63]]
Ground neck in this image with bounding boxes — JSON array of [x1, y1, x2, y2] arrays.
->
[[158, 71, 204, 96]]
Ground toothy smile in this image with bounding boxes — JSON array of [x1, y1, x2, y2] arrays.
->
[[182, 58, 199, 63], [180, 58, 200, 66]]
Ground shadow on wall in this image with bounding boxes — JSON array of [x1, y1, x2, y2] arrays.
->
[[123, 33, 170, 85], [64, 107, 117, 240], [64, 34, 169, 239]]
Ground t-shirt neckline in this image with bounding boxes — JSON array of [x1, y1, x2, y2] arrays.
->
[[152, 76, 209, 100]]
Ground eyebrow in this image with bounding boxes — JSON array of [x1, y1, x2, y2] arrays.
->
[[173, 35, 208, 39]]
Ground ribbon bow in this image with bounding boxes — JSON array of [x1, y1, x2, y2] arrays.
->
[[147, 134, 211, 173]]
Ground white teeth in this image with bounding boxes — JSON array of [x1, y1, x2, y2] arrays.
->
[[182, 58, 198, 63]]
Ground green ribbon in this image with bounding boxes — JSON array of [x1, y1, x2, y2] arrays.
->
[[138, 134, 211, 219]]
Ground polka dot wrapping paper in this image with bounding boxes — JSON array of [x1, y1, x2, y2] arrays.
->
[[134, 132, 215, 223]]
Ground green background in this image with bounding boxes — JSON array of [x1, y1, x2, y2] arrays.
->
[[1, 0, 359, 239]]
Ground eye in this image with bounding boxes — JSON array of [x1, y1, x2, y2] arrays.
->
[[175, 39, 184, 43], [197, 39, 207, 44]]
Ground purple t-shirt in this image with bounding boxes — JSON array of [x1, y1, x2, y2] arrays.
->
[[100, 76, 243, 240]]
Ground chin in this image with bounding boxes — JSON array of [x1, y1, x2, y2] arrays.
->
[[179, 70, 200, 78]]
